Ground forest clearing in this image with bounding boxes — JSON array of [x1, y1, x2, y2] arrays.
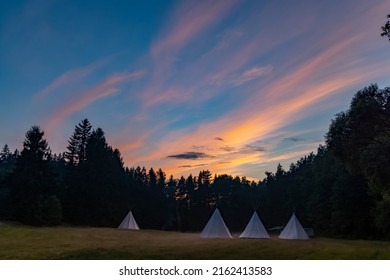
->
[[1, 223, 390, 260]]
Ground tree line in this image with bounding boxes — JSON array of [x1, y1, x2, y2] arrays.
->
[[0, 84, 390, 239]]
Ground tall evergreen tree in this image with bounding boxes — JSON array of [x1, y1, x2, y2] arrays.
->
[[65, 119, 92, 166], [6, 126, 59, 225], [0, 145, 18, 219], [156, 168, 166, 193], [148, 168, 157, 190], [66, 127, 129, 226], [0, 145, 11, 164], [63, 119, 92, 223], [0, 145, 18, 181]]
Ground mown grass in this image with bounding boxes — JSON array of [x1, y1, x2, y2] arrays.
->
[[1, 222, 390, 259]]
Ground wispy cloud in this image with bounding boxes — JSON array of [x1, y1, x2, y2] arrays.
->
[[220, 146, 236, 152], [33, 56, 113, 100], [167, 152, 213, 160], [45, 70, 145, 132], [143, 86, 193, 107], [138, 0, 239, 106], [240, 144, 267, 153], [233, 65, 273, 86], [192, 145, 207, 150], [283, 137, 302, 142], [151, 0, 238, 57], [179, 164, 208, 168]]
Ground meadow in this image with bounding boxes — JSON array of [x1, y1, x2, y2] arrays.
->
[[1, 223, 390, 260]]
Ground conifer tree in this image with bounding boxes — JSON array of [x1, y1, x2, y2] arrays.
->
[[65, 119, 92, 165], [7, 126, 58, 225]]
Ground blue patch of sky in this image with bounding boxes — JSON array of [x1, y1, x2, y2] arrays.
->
[[163, 86, 248, 133], [1, 0, 170, 101]]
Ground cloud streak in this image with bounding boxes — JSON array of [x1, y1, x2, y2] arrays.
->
[[179, 164, 208, 168], [233, 65, 273, 86], [167, 152, 213, 160], [138, 0, 239, 107], [45, 70, 145, 133], [151, 0, 238, 57], [33, 56, 113, 100]]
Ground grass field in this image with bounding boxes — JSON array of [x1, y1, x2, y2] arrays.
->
[[1, 222, 390, 259]]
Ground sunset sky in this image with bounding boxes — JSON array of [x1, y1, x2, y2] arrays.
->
[[1, 0, 390, 181]]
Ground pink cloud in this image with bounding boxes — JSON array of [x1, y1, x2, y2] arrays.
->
[[139, 0, 239, 105], [188, 3, 315, 88], [233, 65, 273, 86], [33, 55, 114, 100], [45, 70, 145, 133], [151, 0, 238, 57], [143, 86, 193, 107]]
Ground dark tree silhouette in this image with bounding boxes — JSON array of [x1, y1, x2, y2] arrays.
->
[[65, 119, 92, 165], [0, 145, 19, 219], [0, 145, 18, 179], [326, 84, 390, 237], [381, 14, 390, 41], [6, 126, 59, 225]]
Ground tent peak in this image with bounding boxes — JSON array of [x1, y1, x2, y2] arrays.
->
[[200, 209, 232, 239], [239, 211, 270, 239], [279, 213, 309, 240]]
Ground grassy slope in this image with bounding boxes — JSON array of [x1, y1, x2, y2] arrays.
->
[[1, 223, 390, 259]]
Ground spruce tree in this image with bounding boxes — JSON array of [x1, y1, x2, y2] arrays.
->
[[7, 126, 58, 225], [65, 119, 92, 166]]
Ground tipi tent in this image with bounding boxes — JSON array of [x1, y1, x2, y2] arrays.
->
[[118, 210, 140, 230], [279, 213, 309, 240], [200, 208, 232, 238], [239, 211, 270, 239]]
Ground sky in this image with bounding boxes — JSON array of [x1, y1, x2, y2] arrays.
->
[[1, 0, 390, 181]]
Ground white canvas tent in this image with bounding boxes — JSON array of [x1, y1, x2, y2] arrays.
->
[[118, 210, 140, 230], [200, 208, 232, 238], [279, 213, 309, 240], [239, 211, 270, 239]]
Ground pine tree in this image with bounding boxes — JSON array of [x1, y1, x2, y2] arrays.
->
[[148, 168, 157, 190], [65, 127, 129, 226], [7, 126, 58, 225], [0, 145, 11, 163], [65, 119, 92, 165]]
